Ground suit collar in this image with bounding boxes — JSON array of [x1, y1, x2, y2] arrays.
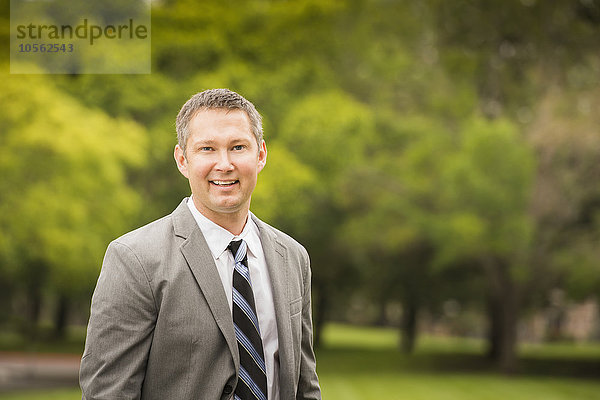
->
[[250, 214, 285, 256], [173, 199, 240, 369], [172, 198, 198, 240], [252, 216, 296, 399]]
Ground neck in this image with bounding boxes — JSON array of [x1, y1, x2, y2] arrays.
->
[[212, 212, 248, 236], [192, 201, 249, 236]]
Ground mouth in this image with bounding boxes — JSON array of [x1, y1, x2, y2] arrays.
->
[[210, 180, 239, 187]]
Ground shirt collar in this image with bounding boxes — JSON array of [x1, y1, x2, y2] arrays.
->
[[186, 197, 260, 260]]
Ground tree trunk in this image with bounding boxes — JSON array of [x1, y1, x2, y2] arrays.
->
[[0, 274, 13, 324], [485, 258, 518, 373], [312, 282, 329, 349], [23, 260, 49, 338], [400, 300, 418, 354], [486, 295, 501, 360], [26, 284, 42, 338], [54, 294, 69, 338], [374, 299, 389, 327], [487, 292, 518, 372]]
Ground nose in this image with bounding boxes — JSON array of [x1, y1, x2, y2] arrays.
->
[[215, 149, 234, 171]]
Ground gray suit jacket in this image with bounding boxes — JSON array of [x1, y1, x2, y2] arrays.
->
[[79, 199, 321, 400]]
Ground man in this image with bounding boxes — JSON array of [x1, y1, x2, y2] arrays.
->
[[79, 89, 321, 400]]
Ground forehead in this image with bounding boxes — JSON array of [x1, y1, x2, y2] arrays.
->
[[188, 108, 252, 139]]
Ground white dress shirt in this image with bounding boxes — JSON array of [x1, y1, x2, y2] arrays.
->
[[187, 198, 280, 400]]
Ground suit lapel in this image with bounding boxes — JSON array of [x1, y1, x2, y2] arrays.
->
[[253, 216, 295, 400], [172, 203, 296, 396], [172, 200, 239, 369]]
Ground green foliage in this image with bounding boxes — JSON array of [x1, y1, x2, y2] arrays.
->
[[340, 114, 450, 254], [278, 90, 376, 179], [435, 117, 535, 266], [251, 141, 317, 238], [0, 73, 147, 298]]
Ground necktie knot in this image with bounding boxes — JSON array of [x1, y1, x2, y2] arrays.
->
[[228, 239, 247, 265], [228, 239, 243, 255]]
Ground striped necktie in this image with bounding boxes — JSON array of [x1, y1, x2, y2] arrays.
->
[[228, 239, 268, 400]]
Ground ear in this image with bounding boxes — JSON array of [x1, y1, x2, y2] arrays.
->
[[257, 140, 267, 173], [174, 144, 189, 178]]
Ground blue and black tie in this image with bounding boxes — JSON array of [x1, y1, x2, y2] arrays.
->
[[228, 239, 268, 400]]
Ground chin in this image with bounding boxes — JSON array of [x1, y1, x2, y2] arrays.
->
[[213, 203, 244, 214]]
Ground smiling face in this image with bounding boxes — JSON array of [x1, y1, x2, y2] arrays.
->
[[174, 108, 267, 230]]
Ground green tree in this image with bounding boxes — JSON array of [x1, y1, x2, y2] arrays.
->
[[436, 117, 535, 371], [251, 142, 317, 238], [0, 72, 147, 336], [527, 88, 600, 318], [276, 90, 377, 345], [339, 112, 472, 353]]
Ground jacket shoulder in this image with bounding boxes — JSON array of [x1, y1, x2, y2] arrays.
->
[[113, 213, 175, 249], [105, 203, 193, 273], [253, 216, 309, 260], [110, 199, 192, 255]]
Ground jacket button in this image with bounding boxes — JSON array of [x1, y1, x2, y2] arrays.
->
[[224, 385, 233, 395]]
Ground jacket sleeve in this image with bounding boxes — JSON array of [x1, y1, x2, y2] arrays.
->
[[296, 249, 321, 400], [80, 240, 157, 400]]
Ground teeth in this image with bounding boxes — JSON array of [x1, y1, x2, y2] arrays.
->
[[212, 180, 237, 186]]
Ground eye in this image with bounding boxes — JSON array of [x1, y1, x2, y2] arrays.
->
[[200, 146, 213, 151], [232, 145, 245, 151]]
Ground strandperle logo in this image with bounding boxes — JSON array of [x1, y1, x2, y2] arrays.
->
[[15, 19, 149, 46], [10, 0, 151, 74]]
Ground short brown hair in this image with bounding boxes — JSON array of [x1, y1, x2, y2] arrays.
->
[[175, 89, 263, 155]]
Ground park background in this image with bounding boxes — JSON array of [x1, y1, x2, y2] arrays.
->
[[1, 0, 600, 398]]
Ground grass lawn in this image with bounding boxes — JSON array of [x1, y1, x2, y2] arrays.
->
[[1, 323, 599, 399], [0, 390, 81, 400], [318, 324, 600, 400]]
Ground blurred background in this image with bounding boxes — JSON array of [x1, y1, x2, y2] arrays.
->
[[1, 0, 600, 398]]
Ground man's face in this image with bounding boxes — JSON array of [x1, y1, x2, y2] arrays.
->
[[174, 109, 267, 222]]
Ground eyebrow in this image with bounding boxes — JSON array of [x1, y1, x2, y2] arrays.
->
[[190, 138, 251, 147], [192, 139, 216, 145]]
